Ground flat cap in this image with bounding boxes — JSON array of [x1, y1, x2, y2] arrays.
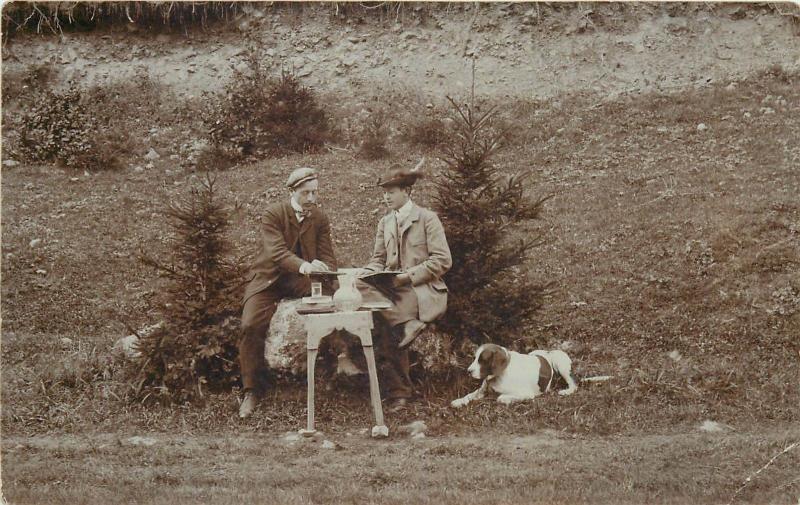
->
[[286, 167, 318, 189]]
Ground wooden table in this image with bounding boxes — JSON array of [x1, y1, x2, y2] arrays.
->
[[299, 310, 388, 438]]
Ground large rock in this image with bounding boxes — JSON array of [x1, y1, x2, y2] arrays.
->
[[265, 299, 308, 373], [268, 306, 474, 377], [266, 299, 368, 377], [115, 301, 468, 377]]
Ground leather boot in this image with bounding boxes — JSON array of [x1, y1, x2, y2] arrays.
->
[[398, 319, 426, 349]]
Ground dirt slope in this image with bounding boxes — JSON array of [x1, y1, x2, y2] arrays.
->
[[3, 3, 799, 101]]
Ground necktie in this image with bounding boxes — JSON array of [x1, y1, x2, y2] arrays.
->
[[394, 214, 402, 269]]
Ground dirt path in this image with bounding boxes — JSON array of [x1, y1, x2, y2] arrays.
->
[[3, 427, 799, 504]]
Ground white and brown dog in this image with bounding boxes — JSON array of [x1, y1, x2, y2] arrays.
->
[[451, 344, 577, 407]]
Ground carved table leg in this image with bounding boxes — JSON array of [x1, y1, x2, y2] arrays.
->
[[300, 328, 324, 437], [301, 312, 387, 438], [305, 348, 318, 434], [357, 330, 388, 438]]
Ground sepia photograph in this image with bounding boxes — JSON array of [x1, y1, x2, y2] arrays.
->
[[1, 1, 799, 503]]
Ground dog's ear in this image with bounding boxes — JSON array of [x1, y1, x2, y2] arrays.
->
[[478, 344, 509, 377], [476, 345, 494, 378], [491, 346, 509, 375]]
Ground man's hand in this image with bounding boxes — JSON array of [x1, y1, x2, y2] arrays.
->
[[310, 259, 330, 272], [300, 260, 330, 275], [392, 273, 411, 288], [352, 268, 371, 277]]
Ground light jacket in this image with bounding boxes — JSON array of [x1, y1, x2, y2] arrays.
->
[[364, 203, 452, 322]]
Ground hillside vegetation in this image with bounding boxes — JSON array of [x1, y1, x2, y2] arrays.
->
[[1, 4, 799, 504]]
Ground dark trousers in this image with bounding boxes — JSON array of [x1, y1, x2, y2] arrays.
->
[[366, 284, 417, 400], [239, 274, 311, 395], [354, 280, 417, 399], [373, 318, 414, 400]]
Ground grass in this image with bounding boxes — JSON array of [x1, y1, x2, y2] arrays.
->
[[2, 428, 799, 504], [2, 60, 800, 503]]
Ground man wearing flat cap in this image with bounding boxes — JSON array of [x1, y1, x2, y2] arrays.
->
[[238, 167, 337, 418], [358, 161, 452, 411]]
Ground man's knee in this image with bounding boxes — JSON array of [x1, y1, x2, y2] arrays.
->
[[240, 292, 279, 338], [240, 307, 271, 342], [241, 319, 268, 339]]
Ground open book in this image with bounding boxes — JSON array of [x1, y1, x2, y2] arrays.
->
[[306, 270, 403, 280], [357, 270, 403, 281], [355, 270, 403, 302]]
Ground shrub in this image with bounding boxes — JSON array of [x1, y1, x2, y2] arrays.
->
[[402, 114, 448, 150], [433, 97, 552, 346], [135, 175, 243, 403], [8, 65, 177, 171], [358, 109, 391, 160], [207, 52, 330, 160], [264, 72, 331, 153], [17, 85, 124, 171], [13, 71, 168, 171]]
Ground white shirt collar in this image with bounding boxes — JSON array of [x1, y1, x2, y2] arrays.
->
[[395, 199, 413, 224], [290, 197, 305, 221]]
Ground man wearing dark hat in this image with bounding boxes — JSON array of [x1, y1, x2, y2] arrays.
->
[[358, 162, 452, 410], [238, 167, 337, 419]]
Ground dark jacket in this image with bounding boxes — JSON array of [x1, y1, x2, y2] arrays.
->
[[243, 200, 337, 303]]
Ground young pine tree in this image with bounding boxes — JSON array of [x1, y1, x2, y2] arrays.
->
[[433, 97, 552, 346], [135, 174, 243, 402]]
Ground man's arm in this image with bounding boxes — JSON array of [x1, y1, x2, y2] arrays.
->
[[363, 216, 388, 272], [262, 206, 305, 274], [406, 211, 452, 286]]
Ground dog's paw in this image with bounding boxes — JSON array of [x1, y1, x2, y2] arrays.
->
[[450, 398, 468, 408], [558, 388, 576, 396]]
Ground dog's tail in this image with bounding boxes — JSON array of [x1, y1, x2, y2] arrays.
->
[[580, 375, 613, 383], [545, 350, 613, 384]]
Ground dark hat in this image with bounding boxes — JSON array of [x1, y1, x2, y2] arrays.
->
[[377, 158, 425, 188], [286, 167, 318, 189]]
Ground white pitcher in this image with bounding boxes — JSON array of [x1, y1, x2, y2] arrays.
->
[[333, 272, 363, 312]]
